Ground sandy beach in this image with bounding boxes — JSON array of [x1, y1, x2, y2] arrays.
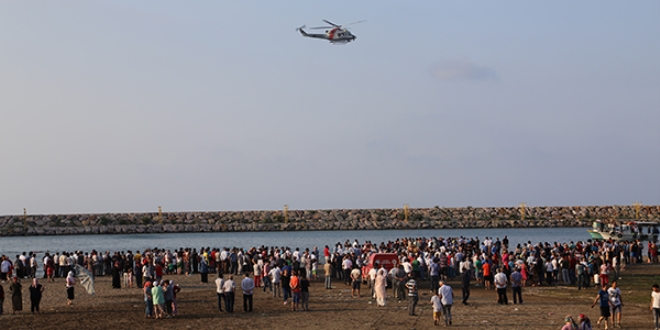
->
[[0, 263, 656, 330]]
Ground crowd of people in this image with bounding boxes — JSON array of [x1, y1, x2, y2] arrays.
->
[[0, 235, 658, 328]]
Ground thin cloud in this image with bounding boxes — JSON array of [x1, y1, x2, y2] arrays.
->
[[430, 59, 498, 81]]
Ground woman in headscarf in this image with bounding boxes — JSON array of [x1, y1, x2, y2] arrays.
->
[[199, 257, 209, 284], [66, 270, 76, 306], [375, 268, 387, 307], [561, 315, 578, 330], [29, 278, 45, 313], [111, 261, 121, 289], [9, 276, 22, 314]]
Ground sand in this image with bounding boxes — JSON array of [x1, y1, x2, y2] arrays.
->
[[0, 264, 655, 330]]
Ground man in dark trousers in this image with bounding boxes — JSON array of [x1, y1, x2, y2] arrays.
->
[[461, 265, 471, 305]]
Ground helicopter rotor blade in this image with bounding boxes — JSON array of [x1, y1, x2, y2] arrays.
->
[[345, 20, 366, 26], [322, 20, 341, 27], [309, 26, 333, 30]]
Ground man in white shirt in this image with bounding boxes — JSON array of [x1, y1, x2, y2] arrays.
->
[[607, 281, 623, 328], [215, 275, 225, 312], [342, 256, 353, 286], [494, 267, 508, 305], [368, 264, 378, 299], [241, 273, 255, 312], [438, 280, 454, 326], [269, 265, 282, 298], [59, 253, 68, 278], [223, 275, 236, 313], [651, 284, 660, 330]]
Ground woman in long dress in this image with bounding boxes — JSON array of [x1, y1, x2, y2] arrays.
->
[[9, 276, 22, 314], [111, 261, 121, 289], [375, 269, 387, 307]]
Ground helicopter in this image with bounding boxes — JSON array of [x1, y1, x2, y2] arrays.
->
[[297, 20, 365, 44]]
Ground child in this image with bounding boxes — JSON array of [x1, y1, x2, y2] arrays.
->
[[123, 268, 133, 288], [430, 292, 443, 326]]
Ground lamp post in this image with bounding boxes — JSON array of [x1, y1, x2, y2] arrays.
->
[[633, 201, 642, 220], [519, 203, 526, 221]]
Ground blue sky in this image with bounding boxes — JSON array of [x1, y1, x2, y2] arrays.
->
[[1, 1, 658, 215]]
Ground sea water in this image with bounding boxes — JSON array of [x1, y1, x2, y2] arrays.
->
[[0, 227, 589, 258]]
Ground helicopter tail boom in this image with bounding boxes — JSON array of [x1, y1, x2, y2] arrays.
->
[[297, 25, 308, 36]]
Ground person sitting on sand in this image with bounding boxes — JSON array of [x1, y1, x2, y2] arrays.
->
[[561, 315, 579, 330]]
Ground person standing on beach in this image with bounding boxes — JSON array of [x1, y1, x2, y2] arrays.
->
[[651, 284, 660, 330], [460, 264, 470, 305], [482, 260, 492, 290], [368, 262, 378, 299], [281, 269, 291, 305], [151, 281, 166, 319], [406, 274, 418, 316], [324, 260, 332, 289], [374, 268, 387, 307], [342, 255, 353, 286], [300, 274, 310, 311], [290, 270, 301, 311], [162, 280, 174, 317], [430, 291, 442, 326], [253, 258, 261, 289], [111, 261, 121, 289], [600, 262, 611, 287], [66, 271, 76, 307], [395, 265, 408, 301], [438, 280, 454, 326], [29, 278, 44, 313], [511, 267, 523, 304], [269, 264, 281, 297], [241, 273, 254, 312], [350, 266, 361, 299], [215, 274, 225, 312], [9, 277, 22, 314], [429, 257, 440, 294], [223, 275, 236, 313], [494, 267, 508, 305], [143, 281, 154, 318], [199, 258, 209, 284]]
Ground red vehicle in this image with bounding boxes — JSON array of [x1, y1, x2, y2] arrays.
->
[[361, 253, 398, 282]]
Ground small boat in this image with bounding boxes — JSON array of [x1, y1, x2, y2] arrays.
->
[[588, 220, 660, 241]]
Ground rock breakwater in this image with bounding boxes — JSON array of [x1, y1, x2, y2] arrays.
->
[[0, 205, 658, 236]]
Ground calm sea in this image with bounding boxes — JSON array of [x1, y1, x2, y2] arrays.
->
[[0, 227, 589, 258]]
